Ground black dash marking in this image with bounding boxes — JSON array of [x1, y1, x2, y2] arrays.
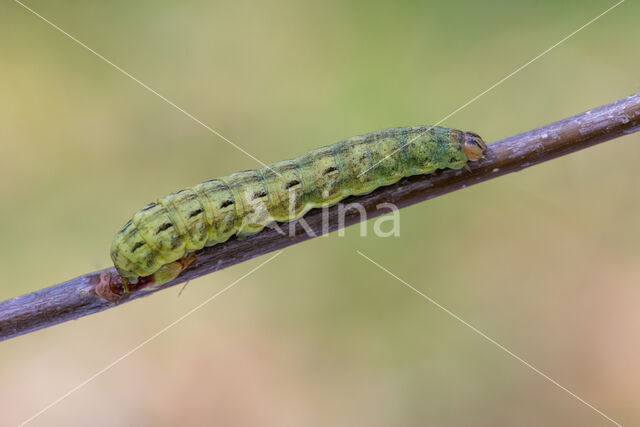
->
[[156, 222, 173, 234], [323, 166, 337, 175], [131, 241, 145, 253], [119, 220, 133, 233], [141, 203, 157, 212], [285, 180, 300, 189], [253, 191, 267, 199], [220, 200, 234, 208], [189, 208, 203, 218]]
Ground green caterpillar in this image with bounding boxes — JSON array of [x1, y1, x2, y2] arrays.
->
[[97, 126, 486, 301]]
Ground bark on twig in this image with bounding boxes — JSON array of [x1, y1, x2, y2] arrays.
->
[[1, 92, 639, 342]]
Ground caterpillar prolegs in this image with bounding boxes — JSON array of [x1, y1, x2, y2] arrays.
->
[[97, 126, 487, 301]]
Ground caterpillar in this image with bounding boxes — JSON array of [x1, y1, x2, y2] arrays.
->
[[97, 126, 487, 301]]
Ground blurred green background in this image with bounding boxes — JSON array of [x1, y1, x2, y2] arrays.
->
[[1, 0, 638, 425]]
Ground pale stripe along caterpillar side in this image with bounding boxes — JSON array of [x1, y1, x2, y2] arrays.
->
[[97, 126, 487, 301]]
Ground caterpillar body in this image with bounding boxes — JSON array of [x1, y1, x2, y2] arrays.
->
[[100, 126, 486, 301]]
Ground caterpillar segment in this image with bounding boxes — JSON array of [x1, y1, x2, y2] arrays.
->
[[100, 126, 486, 301]]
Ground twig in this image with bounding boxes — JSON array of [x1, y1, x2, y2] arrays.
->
[[1, 92, 639, 342]]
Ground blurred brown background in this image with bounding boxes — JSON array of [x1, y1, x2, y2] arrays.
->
[[1, 0, 638, 425]]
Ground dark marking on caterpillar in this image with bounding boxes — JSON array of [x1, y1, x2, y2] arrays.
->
[[131, 241, 145, 253], [119, 220, 133, 233], [189, 208, 203, 218], [253, 191, 267, 199], [156, 222, 173, 234], [323, 166, 338, 175], [220, 200, 234, 208], [170, 236, 182, 250]]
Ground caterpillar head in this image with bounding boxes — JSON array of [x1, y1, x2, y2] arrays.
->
[[463, 132, 487, 161]]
